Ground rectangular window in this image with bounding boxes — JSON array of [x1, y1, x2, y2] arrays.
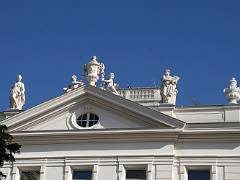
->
[[20, 170, 40, 180], [72, 170, 92, 180], [188, 170, 210, 180], [126, 170, 146, 180]]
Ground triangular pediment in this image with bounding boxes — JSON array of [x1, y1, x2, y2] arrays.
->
[[1, 86, 185, 132]]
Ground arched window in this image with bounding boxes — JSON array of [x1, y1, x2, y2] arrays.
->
[[77, 113, 99, 127]]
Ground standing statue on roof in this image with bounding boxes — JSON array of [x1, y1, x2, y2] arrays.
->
[[9, 74, 25, 110], [161, 69, 180, 105]]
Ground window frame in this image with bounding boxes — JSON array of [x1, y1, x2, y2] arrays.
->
[[124, 165, 147, 180], [76, 113, 99, 128], [186, 166, 212, 180], [70, 165, 94, 180], [70, 111, 103, 130], [72, 170, 93, 180], [18, 166, 41, 180]]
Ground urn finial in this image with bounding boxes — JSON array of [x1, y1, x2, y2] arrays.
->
[[84, 56, 105, 87], [224, 77, 240, 104]]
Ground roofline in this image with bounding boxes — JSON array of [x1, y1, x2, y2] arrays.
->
[[86, 85, 185, 128], [117, 87, 160, 90], [176, 104, 240, 109], [1, 85, 185, 130]]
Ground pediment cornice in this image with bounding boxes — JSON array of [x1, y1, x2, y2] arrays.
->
[[1, 85, 185, 131]]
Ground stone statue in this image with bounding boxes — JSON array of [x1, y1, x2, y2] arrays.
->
[[84, 56, 105, 87], [9, 74, 25, 110], [63, 75, 84, 93], [224, 77, 240, 104], [102, 73, 119, 95], [161, 69, 180, 105]]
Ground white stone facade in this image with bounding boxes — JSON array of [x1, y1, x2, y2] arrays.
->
[[1, 84, 240, 180]]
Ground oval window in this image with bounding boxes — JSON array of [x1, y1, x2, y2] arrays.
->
[[77, 113, 99, 127]]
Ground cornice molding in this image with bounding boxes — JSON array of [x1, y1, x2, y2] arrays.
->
[[10, 127, 240, 144], [175, 104, 240, 112], [11, 129, 181, 144]]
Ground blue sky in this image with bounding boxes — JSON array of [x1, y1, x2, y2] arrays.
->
[[0, 1, 240, 110]]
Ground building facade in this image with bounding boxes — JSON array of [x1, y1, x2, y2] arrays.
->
[[1, 57, 240, 180]]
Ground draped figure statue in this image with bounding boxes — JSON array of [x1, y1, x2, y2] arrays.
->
[[161, 69, 180, 105], [9, 74, 25, 110]]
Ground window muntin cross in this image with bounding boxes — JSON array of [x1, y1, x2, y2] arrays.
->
[[77, 113, 99, 128]]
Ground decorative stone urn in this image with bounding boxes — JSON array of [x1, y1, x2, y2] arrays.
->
[[84, 56, 105, 87], [224, 77, 240, 104]]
